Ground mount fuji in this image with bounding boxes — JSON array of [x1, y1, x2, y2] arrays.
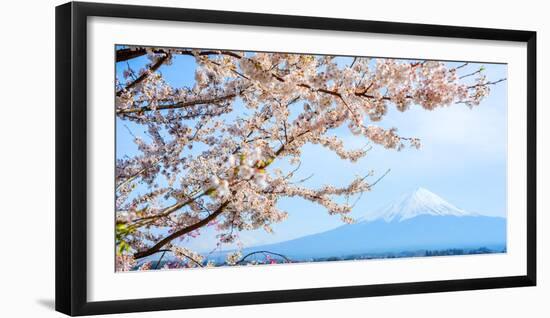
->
[[361, 187, 477, 222], [230, 187, 506, 260]]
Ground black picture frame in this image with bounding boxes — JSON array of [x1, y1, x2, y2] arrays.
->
[[55, 1, 537, 316]]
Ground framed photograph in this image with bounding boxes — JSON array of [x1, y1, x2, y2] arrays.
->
[[55, 1, 536, 316]]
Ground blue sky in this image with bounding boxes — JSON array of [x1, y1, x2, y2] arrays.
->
[[116, 47, 507, 252]]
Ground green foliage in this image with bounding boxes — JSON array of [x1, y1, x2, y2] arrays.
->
[[115, 222, 134, 255]]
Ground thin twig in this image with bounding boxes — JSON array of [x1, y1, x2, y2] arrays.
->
[[467, 78, 507, 88], [154, 250, 167, 269], [455, 62, 469, 70], [459, 67, 483, 79], [236, 250, 292, 264]]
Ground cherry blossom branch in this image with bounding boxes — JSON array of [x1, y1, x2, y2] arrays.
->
[[116, 165, 151, 190], [117, 48, 411, 107], [125, 115, 284, 227], [129, 126, 316, 253], [134, 201, 230, 259], [116, 93, 237, 114], [116, 47, 243, 62], [128, 189, 209, 225], [467, 78, 507, 88], [116, 53, 171, 97], [171, 249, 204, 267], [118, 48, 502, 117], [459, 67, 484, 79]]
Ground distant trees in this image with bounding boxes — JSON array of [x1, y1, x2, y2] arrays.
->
[[425, 247, 497, 256], [115, 46, 504, 270]]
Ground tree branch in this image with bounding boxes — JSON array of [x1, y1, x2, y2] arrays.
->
[[116, 165, 152, 190], [236, 250, 292, 264], [118, 49, 504, 118], [117, 93, 237, 115], [154, 250, 167, 269], [134, 201, 230, 259], [116, 53, 171, 97], [467, 78, 507, 88], [116, 48, 242, 62]]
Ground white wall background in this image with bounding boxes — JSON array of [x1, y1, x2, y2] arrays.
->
[[0, 0, 547, 316]]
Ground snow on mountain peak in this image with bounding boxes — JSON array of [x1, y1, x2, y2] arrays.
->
[[363, 187, 476, 222]]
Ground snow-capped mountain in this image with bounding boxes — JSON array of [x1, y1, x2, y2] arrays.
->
[[362, 187, 477, 222], [222, 188, 506, 260]]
